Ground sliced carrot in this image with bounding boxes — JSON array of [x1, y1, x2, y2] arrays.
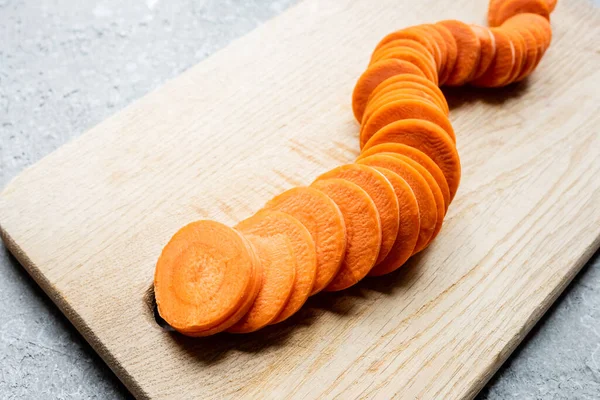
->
[[546, 0, 557, 12], [373, 26, 438, 66], [362, 119, 461, 202], [488, 0, 504, 27], [315, 164, 399, 265], [509, 27, 538, 82], [502, 13, 551, 71], [154, 220, 262, 336], [228, 234, 296, 333], [264, 186, 346, 295], [420, 24, 447, 74], [371, 47, 438, 85], [381, 153, 445, 247], [432, 24, 458, 85], [470, 25, 497, 81], [357, 155, 436, 254], [360, 98, 456, 149], [352, 59, 426, 122], [505, 28, 526, 84], [370, 39, 435, 68], [365, 84, 449, 118], [363, 92, 443, 126], [437, 20, 481, 86], [492, 0, 550, 27], [358, 143, 450, 210], [412, 25, 442, 72], [235, 210, 317, 324], [368, 168, 420, 275], [311, 179, 382, 291], [367, 75, 449, 116], [471, 28, 515, 88]]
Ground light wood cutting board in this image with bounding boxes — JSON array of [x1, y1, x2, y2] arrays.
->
[[1, 0, 599, 398]]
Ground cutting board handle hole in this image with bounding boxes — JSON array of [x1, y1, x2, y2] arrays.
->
[[143, 284, 174, 332]]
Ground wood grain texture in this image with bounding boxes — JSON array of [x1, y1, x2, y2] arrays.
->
[[1, 0, 599, 398]]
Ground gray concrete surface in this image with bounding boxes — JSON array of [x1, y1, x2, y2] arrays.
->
[[0, 0, 598, 398]]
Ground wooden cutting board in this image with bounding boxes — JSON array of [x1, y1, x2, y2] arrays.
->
[[1, 0, 599, 398]]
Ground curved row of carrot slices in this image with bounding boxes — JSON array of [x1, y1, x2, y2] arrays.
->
[[154, 0, 557, 336]]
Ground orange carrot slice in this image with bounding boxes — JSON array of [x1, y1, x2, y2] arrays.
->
[[470, 25, 497, 81], [420, 24, 448, 74], [502, 13, 551, 71], [235, 210, 317, 324], [471, 28, 515, 87], [492, 0, 550, 27], [363, 92, 443, 126], [503, 27, 539, 82], [432, 24, 458, 85], [372, 47, 438, 85], [360, 98, 456, 148], [228, 235, 296, 333], [312, 179, 382, 291], [154, 220, 262, 336], [368, 75, 449, 115], [358, 143, 450, 210], [368, 167, 420, 275], [373, 26, 439, 67], [352, 59, 426, 122], [506, 29, 526, 84], [357, 154, 436, 254], [264, 186, 346, 295], [362, 119, 461, 202], [437, 20, 481, 86], [370, 39, 435, 68], [365, 84, 449, 118], [315, 164, 399, 264], [546, 0, 557, 12]]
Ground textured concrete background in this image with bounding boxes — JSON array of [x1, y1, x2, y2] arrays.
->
[[0, 0, 599, 398]]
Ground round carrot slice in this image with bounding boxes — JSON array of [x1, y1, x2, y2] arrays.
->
[[506, 29, 526, 84], [471, 28, 515, 88], [358, 143, 450, 210], [420, 24, 447, 74], [368, 167, 420, 275], [368, 75, 449, 115], [432, 24, 458, 85], [488, 0, 504, 27], [372, 47, 438, 85], [493, 0, 550, 27], [546, 0, 557, 12], [373, 26, 439, 67], [315, 164, 399, 264], [411, 24, 442, 72], [264, 186, 346, 295], [370, 39, 435, 67], [311, 179, 382, 291], [362, 119, 461, 202], [360, 98, 456, 148], [470, 25, 497, 81], [437, 20, 481, 86], [228, 235, 296, 333], [154, 220, 262, 336], [363, 92, 443, 126], [235, 210, 317, 324], [502, 13, 551, 70], [352, 59, 426, 122], [366, 84, 449, 118], [510, 27, 538, 82], [357, 155, 436, 254], [381, 153, 445, 247]]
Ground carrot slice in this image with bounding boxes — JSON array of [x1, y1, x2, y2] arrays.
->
[[368, 168, 420, 275], [546, 0, 557, 12], [370, 39, 435, 68], [372, 47, 438, 85], [412, 25, 443, 72], [492, 0, 550, 27], [264, 186, 346, 295], [352, 59, 426, 122], [373, 26, 439, 67], [437, 20, 481, 86], [154, 220, 262, 336], [362, 119, 461, 202], [488, 0, 504, 27], [235, 210, 317, 324], [360, 98, 456, 149], [432, 24, 458, 85], [314, 164, 399, 264], [381, 153, 445, 247], [502, 13, 551, 71], [366, 84, 449, 118], [510, 27, 538, 82], [368, 75, 449, 115], [471, 28, 515, 88], [357, 155, 436, 254], [420, 24, 447, 74], [358, 143, 450, 210], [311, 179, 382, 291], [470, 25, 497, 81], [228, 235, 296, 333], [363, 92, 443, 126], [505, 29, 526, 84]]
